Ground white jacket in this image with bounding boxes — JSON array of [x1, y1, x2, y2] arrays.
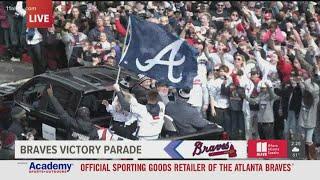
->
[[129, 100, 165, 139], [254, 50, 278, 81], [188, 74, 209, 108]]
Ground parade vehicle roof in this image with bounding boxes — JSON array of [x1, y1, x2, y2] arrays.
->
[[39, 65, 138, 94]]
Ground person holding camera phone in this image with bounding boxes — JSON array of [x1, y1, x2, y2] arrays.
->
[[68, 6, 90, 34], [207, 65, 232, 135], [210, 2, 229, 30], [277, 73, 303, 141], [62, 23, 88, 67], [245, 80, 279, 139], [220, 68, 246, 140], [88, 16, 115, 44], [297, 75, 320, 160], [2, 1, 24, 62]]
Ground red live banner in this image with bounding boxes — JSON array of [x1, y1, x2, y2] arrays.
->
[[26, 0, 53, 28], [247, 140, 288, 159]]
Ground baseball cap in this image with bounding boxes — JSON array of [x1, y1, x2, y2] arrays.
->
[[255, 2, 262, 9], [156, 80, 168, 87], [177, 88, 191, 99]]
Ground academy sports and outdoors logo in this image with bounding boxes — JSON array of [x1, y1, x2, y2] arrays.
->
[[29, 162, 73, 173], [247, 140, 288, 159]]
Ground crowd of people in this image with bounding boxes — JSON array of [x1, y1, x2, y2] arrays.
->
[[0, 1, 320, 159]]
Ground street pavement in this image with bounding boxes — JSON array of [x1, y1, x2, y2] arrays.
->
[[0, 60, 33, 84]]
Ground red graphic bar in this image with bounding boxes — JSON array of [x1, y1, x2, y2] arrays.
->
[[26, 0, 53, 28], [248, 140, 288, 159]]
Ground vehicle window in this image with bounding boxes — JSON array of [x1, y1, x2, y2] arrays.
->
[[80, 90, 114, 119], [46, 84, 76, 117], [20, 80, 48, 110], [19, 79, 77, 117]]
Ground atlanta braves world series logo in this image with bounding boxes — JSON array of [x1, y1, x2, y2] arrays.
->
[[135, 39, 185, 83]]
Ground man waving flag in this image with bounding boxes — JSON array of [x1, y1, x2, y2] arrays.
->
[[119, 15, 198, 88]]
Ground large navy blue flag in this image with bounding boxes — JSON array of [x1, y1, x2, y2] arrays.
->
[[119, 15, 198, 88]]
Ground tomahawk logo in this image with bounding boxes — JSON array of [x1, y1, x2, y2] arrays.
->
[[136, 39, 185, 83], [256, 142, 267, 156], [119, 15, 198, 88]]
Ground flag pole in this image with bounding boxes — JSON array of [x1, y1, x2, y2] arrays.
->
[[115, 16, 131, 84], [109, 17, 131, 129]]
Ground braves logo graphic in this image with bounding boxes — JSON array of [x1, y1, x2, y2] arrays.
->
[[192, 141, 237, 157], [136, 39, 185, 83]]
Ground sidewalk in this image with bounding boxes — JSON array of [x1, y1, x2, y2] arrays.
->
[[0, 61, 33, 84]]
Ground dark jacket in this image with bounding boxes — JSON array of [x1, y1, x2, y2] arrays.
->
[[38, 29, 59, 47], [275, 85, 302, 119], [0, 3, 9, 28], [130, 85, 150, 105], [3, 2, 17, 15], [49, 95, 98, 140], [0, 149, 14, 160], [221, 83, 245, 111], [8, 120, 24, 139], [88, 26, 115, 42], [287, 86, 303, 115], [165, 99, 214, 136]]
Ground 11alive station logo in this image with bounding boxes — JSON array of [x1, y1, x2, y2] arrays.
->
[[28, 162, 73, 173], [247, 140, 288, 159]]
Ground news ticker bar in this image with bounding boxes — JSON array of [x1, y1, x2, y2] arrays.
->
[[15, 140, 298, 159], [3, 160, 320, 179]]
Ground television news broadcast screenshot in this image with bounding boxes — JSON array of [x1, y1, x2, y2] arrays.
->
[[0, 0, 320, 179]]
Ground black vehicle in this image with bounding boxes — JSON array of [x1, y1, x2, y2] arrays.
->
[[0, 65, 224, 140]]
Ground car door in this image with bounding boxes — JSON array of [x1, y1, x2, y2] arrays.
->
[[15, 77, 80, 140], [43, 81, 80, 140], [79, 90, 114, 127], [14, 77, 58, 140]]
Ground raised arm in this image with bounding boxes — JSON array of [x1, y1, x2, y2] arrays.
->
[[294, 46, 314, 73], [115, 91, 130, 112], [253, 48, 268, 77], [266, 85, 278, 100], [47, 85, 77, 130], [204, 41, 215, 66]]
